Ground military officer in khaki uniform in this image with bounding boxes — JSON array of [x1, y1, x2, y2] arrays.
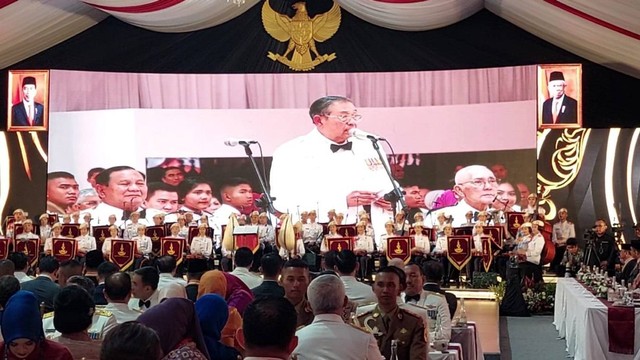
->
[[281, 258, 314, 327], [357, 266, 427, 360]]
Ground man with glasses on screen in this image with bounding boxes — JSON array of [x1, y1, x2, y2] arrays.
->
[[438, 165, 498, 227], [270, 96, 394, 236]]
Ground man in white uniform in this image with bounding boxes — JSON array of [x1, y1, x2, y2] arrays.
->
[[439, 165, 498, 227], [293, 274, 383, 360], [91, 166, 149, 225], [270, 96, 394, 236]]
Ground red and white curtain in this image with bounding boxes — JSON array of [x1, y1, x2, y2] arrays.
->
[[0, 0, 639, 78]]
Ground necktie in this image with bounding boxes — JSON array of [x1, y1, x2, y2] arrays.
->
[[330, 142, 353, 152], [405, 294, 421, 303], [138, 299, 151, 308], [27, 104, 34, 126], [553, 101, 560, 123], [121, 211, 132, 221]]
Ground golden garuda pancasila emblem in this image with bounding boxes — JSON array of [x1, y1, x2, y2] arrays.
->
[[262, 0, 341, 71]]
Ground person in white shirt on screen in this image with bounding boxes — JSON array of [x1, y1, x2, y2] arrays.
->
[[75, 223, 97, 256], [91, 166, 148, 225], [172, 177, 213, 223], [212, 177, 254, 226], [270, 96, 395, 236], [144, 182, 179, 215], [440, 165, 498, 227]]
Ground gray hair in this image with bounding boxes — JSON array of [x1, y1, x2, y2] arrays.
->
[[308, 96, 352, 119], [454, 165, 493, 185], [307, 274, 345, 314]]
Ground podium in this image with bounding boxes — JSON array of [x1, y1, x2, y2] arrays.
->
[[15, 239, 40, 268], [52, 238, 77, 262], [233, 225, 260, 253], [110, 239, 135, 270], [326, 237, 353, 252], [385, 236, 412, 264], [160, 237, 186, 266]]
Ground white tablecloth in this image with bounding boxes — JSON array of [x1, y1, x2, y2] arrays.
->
[[451, 321, 484, 360], [554, 278, 640, 360], [429, 348, 460, 360]]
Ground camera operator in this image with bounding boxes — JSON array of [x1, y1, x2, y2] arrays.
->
[[586, 219, 618, 276], [558, 238, 583, 277]]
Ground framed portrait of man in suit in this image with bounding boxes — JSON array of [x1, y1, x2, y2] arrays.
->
[[7, 70, 49, 132], [537, 64, 582, 129]]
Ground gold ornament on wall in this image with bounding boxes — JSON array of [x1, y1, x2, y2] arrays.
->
[[537, 128, 591, 219], [262, 1, 341, 71]]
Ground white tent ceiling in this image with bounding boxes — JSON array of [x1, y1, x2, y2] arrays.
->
[[0, 0, 638, 78]]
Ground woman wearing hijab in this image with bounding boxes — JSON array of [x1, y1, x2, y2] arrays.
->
[[0, 291, 73, 360], [197, 270, 253, 347], [195, 294, 241, 360], [137, 298, 210, 360]]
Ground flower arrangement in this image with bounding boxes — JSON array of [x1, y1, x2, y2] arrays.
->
[[489, 281, 506, 304], [522, 283, 556, 314]]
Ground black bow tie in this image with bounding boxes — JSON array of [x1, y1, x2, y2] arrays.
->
[[405, 294, 421, 303], [138, 299, 151, 308], [330, 142, 353, 152]]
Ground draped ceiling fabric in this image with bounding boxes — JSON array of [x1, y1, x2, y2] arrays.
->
[[0, 0, 639, 78]]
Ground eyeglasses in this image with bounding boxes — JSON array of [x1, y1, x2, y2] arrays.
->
[[322, 113, 363, 123], [460, 178, 498, 188]]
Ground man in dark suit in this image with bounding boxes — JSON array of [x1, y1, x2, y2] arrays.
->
[[94, 261, 119, 305], [422, 261, 458, 318], [20, 256, 60, 312], [11, 76, 45, 127], [617, 244, 637, 284], [185, 258, 208, 302], [542, 71, 578, 125], [252, 253, 285, 298]]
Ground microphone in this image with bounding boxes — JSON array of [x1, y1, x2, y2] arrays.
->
[[224, 139, 258, 146], [349, 128, 386, 141]]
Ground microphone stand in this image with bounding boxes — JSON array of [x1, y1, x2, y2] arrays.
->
[[239, 143, 278, 216], [364, 138, 409, 214]]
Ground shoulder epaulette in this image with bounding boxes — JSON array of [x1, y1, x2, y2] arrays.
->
[[347, 322, 371, 334], [43, 311, 54, 319], [95, 309, 113, 317]]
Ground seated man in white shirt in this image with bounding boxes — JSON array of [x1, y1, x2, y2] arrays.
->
[[8, 252, 33, 283], [103, 272, 142, 323], [403, 263, 451, 341], [231, 247, 263, 289], [155, 255, 187, 291], [334, 249, 376, 306], [129, 266, 163, 312], [189, 223, 213, 259], [293, 274, 383, 360]]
